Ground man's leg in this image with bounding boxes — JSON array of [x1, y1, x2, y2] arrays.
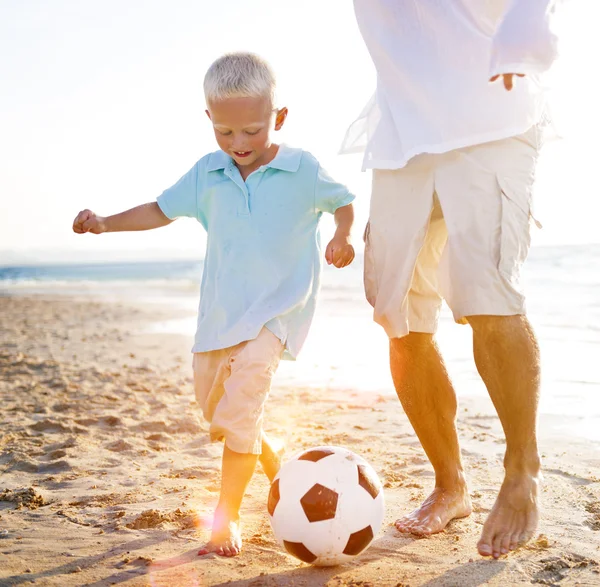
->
[[198, 446, 258, 557], [467, 314, 541, 558], [392, 333, 472, 535]]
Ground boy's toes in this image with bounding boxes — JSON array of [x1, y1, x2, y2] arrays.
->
[[223, 541, 240, 557], [199, 521, 243, 557]]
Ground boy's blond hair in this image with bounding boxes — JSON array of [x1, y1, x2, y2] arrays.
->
[[204, 52, 276, 106]]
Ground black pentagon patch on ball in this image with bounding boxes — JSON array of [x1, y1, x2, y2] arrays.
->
[[284, 540, 317, 563], [300, 483, 338, 522], [267, 478, 280, 517], [298, 448, 335, 462], [343, 525, 374, 556], [357, 464, 381, 499]]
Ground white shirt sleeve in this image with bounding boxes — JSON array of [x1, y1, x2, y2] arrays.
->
[[490, 0, 559, 78]]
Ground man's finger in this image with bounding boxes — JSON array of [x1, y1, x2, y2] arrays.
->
[[489, 75, 499, 82], [503, 74, 514, 91]]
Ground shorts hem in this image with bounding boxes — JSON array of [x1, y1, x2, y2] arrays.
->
[[374, 314, 409, 339], [224, 437, 262, 455], [451, 298, 527, 324], [407, 318, 438, 335], [210, 432, 262, 455]]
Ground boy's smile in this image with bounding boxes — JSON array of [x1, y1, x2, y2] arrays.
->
[[206, 96, 288, 178]]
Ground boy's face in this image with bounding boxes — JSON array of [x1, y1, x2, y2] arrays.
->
[[206, 96, 287, 172]]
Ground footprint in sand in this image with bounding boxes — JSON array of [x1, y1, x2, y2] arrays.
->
[[29, 420, 71, 433]]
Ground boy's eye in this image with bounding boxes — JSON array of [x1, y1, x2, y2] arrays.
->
[[245, 130, 260, 135], [217, 130, 232, 136]]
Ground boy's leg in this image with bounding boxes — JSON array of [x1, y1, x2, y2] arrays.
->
[[197, 328, 284, 556], [259, 432, 285, 482], [198, 446, 258, 557]]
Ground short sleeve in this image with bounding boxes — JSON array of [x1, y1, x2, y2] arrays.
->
[[156, 163, 199, 220], [314, 164, 355, 214], [489, 0, 559, 78]]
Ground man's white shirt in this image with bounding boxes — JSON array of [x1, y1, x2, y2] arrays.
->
[[342, 0, 559, 170]]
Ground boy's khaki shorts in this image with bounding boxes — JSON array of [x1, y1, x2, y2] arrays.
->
[[364, 127, 541, 338], [192, 327, 284, 455]]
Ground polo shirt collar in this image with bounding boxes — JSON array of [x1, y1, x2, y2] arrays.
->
[[206, 144, 302, 173], [206, 150, 231, 172], [266, 144, 302, 172]]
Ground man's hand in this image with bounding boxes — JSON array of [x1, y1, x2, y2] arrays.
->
[[72, 209, 107, 234], [325, 235, 355, 268], [489, 73, 525, 91]]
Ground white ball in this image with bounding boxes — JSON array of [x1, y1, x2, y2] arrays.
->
[[267, 445, 385, 566]]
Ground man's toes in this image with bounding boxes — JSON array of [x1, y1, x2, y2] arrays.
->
[[477, 533, 494, 557], [518, 529, 535, 546], [509, 531, 521, 551], [499, 532, 512, 555], [395, 518, 412, 531], [492, 531, 509, 559]]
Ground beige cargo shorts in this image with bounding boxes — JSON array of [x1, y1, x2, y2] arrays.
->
[[364, 127, 542, 338], [192, 327, 284, 455]]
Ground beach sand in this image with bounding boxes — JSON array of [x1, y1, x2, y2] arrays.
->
[[1, 295, 599, 586]]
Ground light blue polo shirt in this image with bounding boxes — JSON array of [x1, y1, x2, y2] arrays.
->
[[156, 145, 355, 359]]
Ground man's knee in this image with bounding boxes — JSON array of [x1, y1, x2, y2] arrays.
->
[[390, 331, 436, 359], [466, 314, 526, 335]]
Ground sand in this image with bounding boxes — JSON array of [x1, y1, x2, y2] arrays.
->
[[1, 294, 599, 586]]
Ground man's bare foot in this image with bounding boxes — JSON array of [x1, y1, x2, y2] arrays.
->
[[198, 519, 242, 557], [259, 438, 284, 482], [395, 485, 472, 536], [477, 473, 540, 559]]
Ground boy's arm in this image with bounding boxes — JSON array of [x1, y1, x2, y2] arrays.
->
[[72, 202, 173, 234], [325, 203, 355, 268]]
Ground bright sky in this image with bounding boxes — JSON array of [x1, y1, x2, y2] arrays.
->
[[0, 0, 597, 264]]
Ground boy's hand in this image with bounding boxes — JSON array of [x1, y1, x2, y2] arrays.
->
[[325, 235, 355, 268], [72, 209, 107, 234]]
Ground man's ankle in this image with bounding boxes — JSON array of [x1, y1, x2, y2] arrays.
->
[[435, 469, 468, 491], [503, 450, 541, 477]]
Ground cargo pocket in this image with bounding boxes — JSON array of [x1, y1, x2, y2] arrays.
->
[[496, 175, 534, 291], [363, 221, 378, 307]]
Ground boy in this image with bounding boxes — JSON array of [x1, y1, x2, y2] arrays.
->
[[72, 52, 355, 557]]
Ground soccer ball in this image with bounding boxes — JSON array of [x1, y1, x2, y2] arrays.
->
[[267, 446, 385, 566]]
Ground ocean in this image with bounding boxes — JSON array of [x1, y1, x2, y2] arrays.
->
[[2, 243, 599, 442]]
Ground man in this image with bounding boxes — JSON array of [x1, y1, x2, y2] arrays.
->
[[342, 0, 559, 559]]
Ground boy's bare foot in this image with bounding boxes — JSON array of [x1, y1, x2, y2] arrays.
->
[[477, 472, 540, 559], [198, 519, 242, 557], [395, 484, 472, 536], [259, 436, 285, 482]]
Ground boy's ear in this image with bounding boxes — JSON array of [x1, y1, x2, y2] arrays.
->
[[205, 109, 212, 120], [274, 107, 288, 131]]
